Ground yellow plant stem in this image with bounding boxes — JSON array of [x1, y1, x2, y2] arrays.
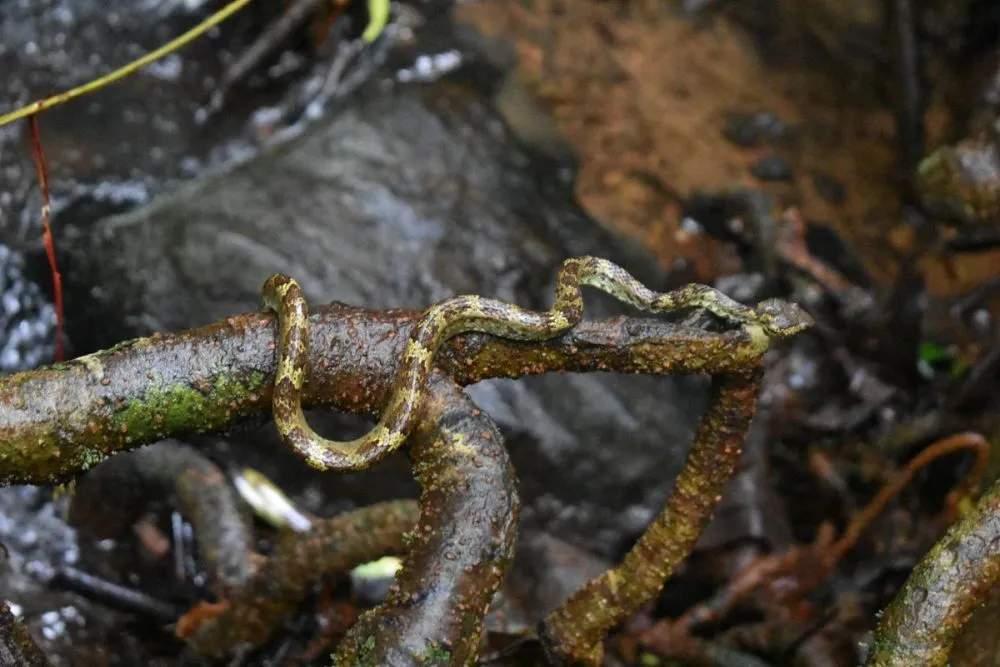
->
[[0, 0, 393, 129], [363, 0, 390, 43]]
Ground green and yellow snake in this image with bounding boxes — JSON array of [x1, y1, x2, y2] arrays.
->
[[260, 256, 809, 471]]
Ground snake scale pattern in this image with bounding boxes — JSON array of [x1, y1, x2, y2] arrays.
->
[[260, 256, 809, 471]]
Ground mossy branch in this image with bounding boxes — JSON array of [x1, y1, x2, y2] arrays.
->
[[866, 474, 1000, 666], [540, 370, 762, 665], [0, 305, 769, 486], [0, 603, 49, 667], [0, 288, 809, 664], [180, 500, 420, 657], [332, 372, 518, 665]]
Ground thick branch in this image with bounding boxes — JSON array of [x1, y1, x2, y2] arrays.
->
[[866, 475, 1000, 666], [332, 372, 519, 665], [0, 305, 765, 485]]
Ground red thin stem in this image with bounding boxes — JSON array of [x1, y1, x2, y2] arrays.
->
[[27, 115, 64, 362]]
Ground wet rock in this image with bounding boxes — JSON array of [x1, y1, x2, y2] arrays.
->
[[918, 129, 1000, 227], [507, 533, 612, 619], [0, 245, 56, 375], [1, 2, 211, 241], [62, 72, 711, 560], [0, 486, 81, 666], [0, 488, 78, 600], [722, 111, 790, 148], [0, 0, 338, 249], [812, 172, 847, 206], [751, 153, 795, 182]]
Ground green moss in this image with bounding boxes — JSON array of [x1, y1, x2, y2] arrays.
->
[[95, 337, 151, 357], [419, 643, 452, 665], [109, 371, 267, 441], [330, 634, 453, 666], [333, 634, 380, 667], [78, 448, 107, 472]]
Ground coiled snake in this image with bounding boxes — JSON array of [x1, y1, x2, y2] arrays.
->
[[260, 256, 809, 471]]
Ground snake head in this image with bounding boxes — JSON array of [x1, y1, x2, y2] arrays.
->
[[752, 299, 814, 338]]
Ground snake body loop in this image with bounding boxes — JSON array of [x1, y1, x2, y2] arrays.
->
[[260, 256, 809, 471]]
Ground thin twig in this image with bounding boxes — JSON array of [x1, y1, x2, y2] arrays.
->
[[27, 116, 63, 362], [49, 566, 183, 622], [825, 431, 990, 569]]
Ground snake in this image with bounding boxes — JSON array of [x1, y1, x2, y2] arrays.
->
[[260, 255, 810, 472]]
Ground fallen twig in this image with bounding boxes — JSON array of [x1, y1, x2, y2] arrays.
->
[[178, 499, 419, 657], [71, 439, 256, 591]]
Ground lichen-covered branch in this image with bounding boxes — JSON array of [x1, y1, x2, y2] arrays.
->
[[177, 500, 419, 657], [332, 372, 519, 666], [0, 306, 770, 485], [539, 369, 762, 665], [866, 475, 1000, 666], [0, 603, 49, 667]]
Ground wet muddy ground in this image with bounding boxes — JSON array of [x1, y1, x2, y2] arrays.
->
[[456, 0, 1000, 297]]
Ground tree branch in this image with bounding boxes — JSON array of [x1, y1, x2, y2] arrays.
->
[[0, 603, 48, 667], [539, 369, 762, 665], [70, 439, 256, 591], [0, 305, 768, 485], [866, 475, 1000, 666], [0, 290, 808, 665], [333, 372, 519, 665], [178, 500, 419, 658]]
